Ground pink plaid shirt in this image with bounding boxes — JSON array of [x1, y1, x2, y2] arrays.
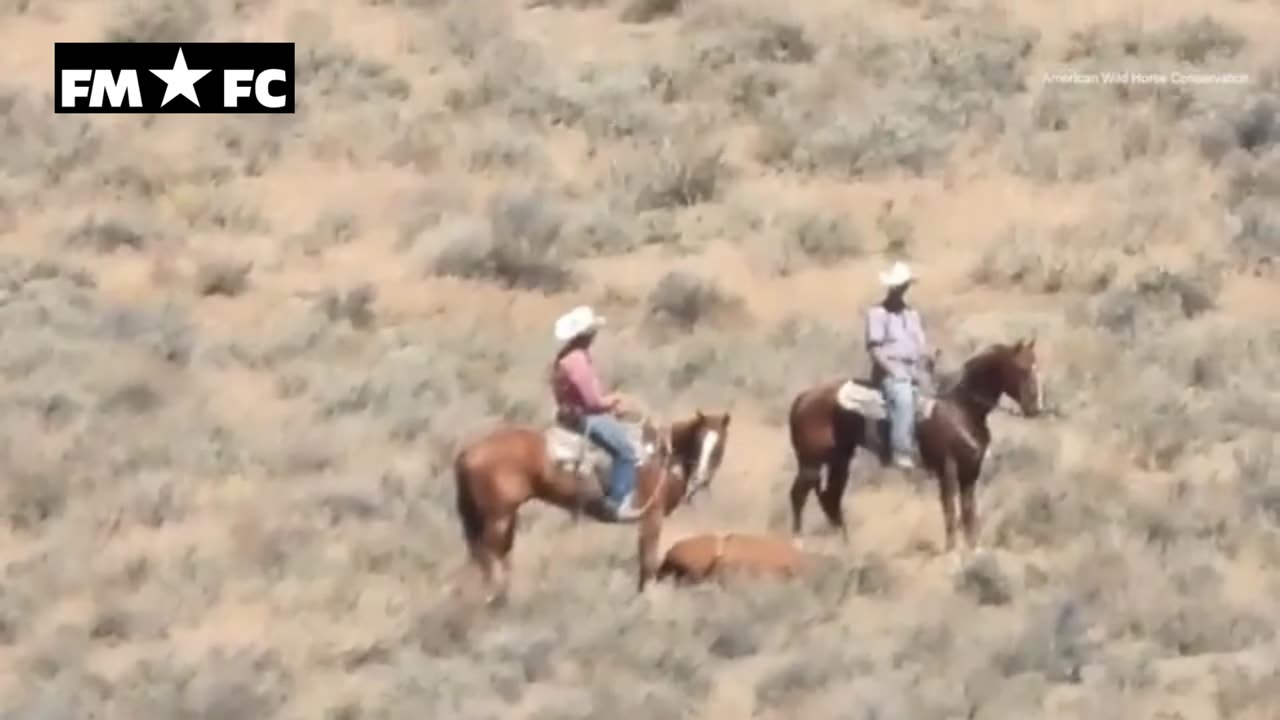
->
[[551, 348, 609, 416]]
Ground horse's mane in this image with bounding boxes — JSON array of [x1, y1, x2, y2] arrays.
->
[[938, 343, 1012, 396], [961, 344, 1012, 375]]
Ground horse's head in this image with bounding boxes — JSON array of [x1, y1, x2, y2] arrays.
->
[[670, 409, 731, 503], [991, 337, 1043, 417]]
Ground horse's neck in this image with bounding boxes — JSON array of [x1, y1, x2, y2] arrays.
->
[[667, 421, 700, 468], [664, 471, 686, 513], [948, 362, 1000, 423], [641, 458, 685, 514]]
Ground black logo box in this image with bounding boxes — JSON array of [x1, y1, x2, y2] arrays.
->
[[55, 42, 295, 114]]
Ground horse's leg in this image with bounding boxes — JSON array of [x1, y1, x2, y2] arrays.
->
[[636, 509, 663, 593], [819, 453, 852, 543], [937, 455, 960, 561], [482, 511, 517, 607], [789, 461, 821, 538], [636, 468, 665, 593], [959, 462, 982, 554]]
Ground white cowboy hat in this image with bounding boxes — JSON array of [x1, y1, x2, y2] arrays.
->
[[879, 261, 914, 288], [553, 305, 606, 342]]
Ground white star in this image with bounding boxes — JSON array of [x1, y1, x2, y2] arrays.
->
[[150, 48, 210, 107]]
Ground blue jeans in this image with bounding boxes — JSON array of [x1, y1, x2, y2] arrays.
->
[[881, 377, 916, 459], [582, 413, 637, 504]]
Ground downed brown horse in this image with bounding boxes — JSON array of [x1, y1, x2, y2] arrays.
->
[[453, 410, 731, 604], [787, 339, 1043, 557], [656, 532, 810, 585]]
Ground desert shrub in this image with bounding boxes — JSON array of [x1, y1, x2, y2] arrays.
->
[[430, 191, 576, 292], [63, 217, 150, 253], [527, 0, 607, 7], [194, 259, 252, 297], [734, 205, 866, 275], [994, 599, 1091, 684], [319, 284, 377, 329], [622, 138, 728, 212], [1237, 437, 1280, 527], [1088, 267, 1218, 339], [970, 225, 1116, 294], [559, 205, 638, 258], [644, 270, 747, 334], [955, 554, 1013, 606], [1199, 97, 1280, 166], [1216, 148, 1280, 274], [105, 0, 210, 42], [0, 87, 101, 183], [462, 120, 547, 174], [3, 465, 67, 532], [993, 466, 1112, 551], [298, 46, 411, 102], [788, 210, 863, 265], [1153, 16, 1247, 65], [214, 116, 290, 175], [756, 13, 1034, 178], [297, 209, 359, 256], [620, 0, 681, 24], [684, 5, 818, 66]]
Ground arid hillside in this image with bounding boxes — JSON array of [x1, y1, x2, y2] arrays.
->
[[2, 0, 1279, 718]]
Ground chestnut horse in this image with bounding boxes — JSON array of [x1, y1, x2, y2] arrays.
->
[[787, 339, 1043, 557], [453, 410, 731, 605], [656, 532, 811, 585]]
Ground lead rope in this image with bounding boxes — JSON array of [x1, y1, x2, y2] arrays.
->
[[631, 422, 672, 516]]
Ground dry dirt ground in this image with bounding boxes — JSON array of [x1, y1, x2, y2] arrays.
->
[[2, 0, 1280, 718]]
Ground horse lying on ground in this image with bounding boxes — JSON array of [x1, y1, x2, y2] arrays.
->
[[453, 409, 731, 605], [656, 532, 810, 585], [787, 338, 1044, 560]]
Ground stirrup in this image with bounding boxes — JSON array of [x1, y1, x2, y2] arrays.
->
[[609, 494, 644, 521]]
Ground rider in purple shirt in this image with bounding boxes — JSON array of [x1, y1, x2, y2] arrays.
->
[[865, 261, 930, 469]]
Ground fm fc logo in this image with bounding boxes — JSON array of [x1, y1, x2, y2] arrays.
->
[[55, 42, 295, 114]]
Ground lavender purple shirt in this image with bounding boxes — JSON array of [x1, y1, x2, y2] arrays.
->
[[865, 305, 927, 380]]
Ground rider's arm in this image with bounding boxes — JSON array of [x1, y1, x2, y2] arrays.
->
[[865, 307, 895, 373]]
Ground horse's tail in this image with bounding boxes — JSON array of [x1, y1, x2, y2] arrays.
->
[[453, 449, 484, 551]]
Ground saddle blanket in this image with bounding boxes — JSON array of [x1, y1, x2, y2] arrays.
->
[[545, 421, 654, 466], [836, 380, 936, 420]]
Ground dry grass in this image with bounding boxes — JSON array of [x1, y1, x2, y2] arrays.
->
[[1, 0, 1279, 718]]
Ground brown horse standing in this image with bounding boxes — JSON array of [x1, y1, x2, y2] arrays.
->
[[787, 339, 1043, 556], [453, 410, 731, 605]]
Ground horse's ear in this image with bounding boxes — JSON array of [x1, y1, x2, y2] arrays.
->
[[1013, 338, 1025, 351], [696, 409, 705, 421]]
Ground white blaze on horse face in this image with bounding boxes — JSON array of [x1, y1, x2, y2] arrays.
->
[[695, 430, 721, 486]]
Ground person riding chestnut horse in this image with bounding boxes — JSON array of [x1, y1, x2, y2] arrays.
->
[[548, 305, 644, 522], [452, 304, 731, 604]]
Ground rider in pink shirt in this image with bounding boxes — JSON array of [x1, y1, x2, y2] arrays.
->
[[549, 306, 641, 522]]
